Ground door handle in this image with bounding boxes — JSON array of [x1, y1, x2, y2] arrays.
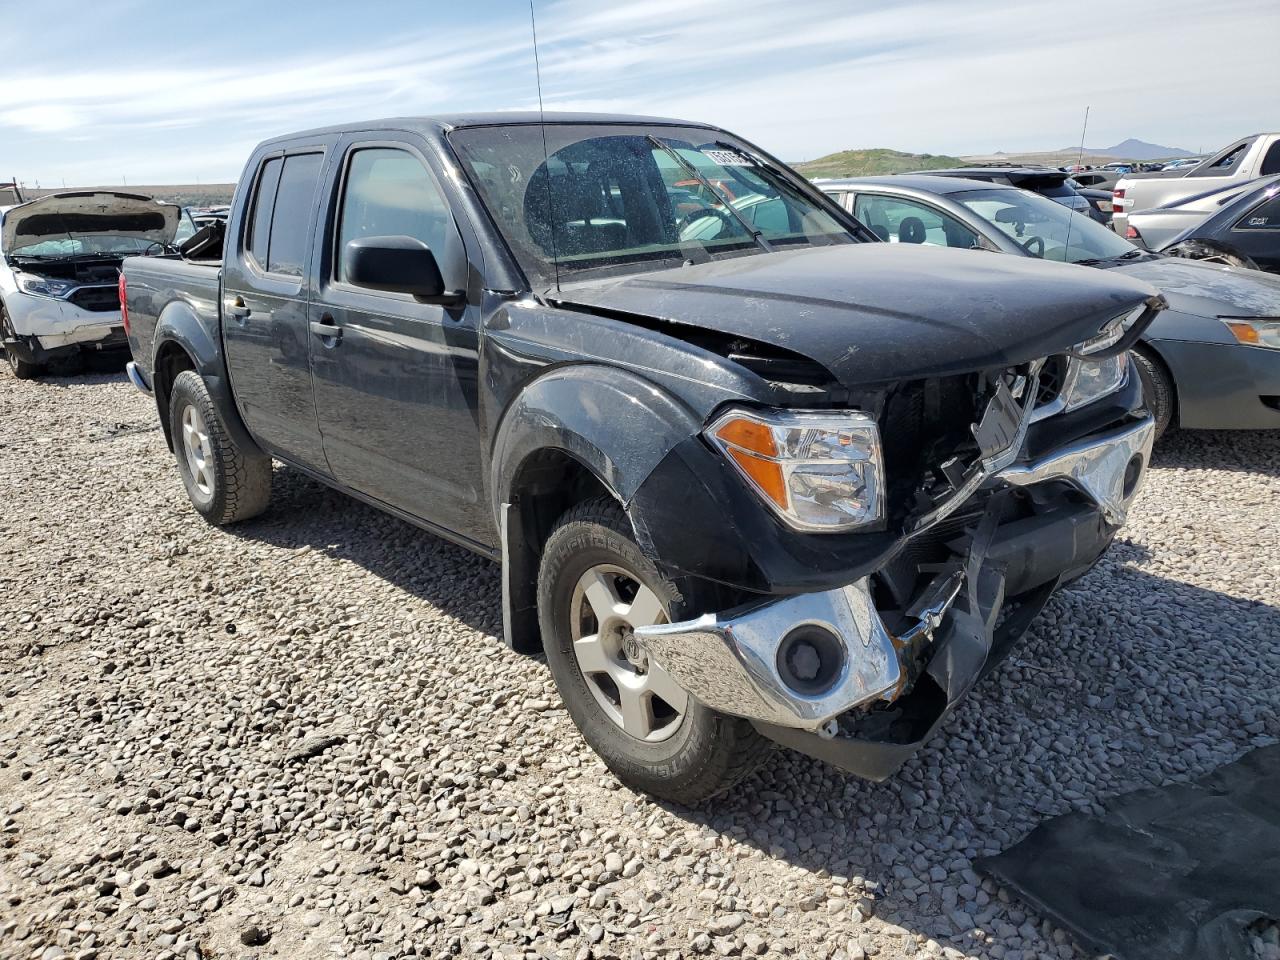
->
[[227, 297, 251, 323], [310, 317, 343, 343]]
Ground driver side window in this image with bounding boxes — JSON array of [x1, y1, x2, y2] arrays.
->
[[853, 195, 978, 248]]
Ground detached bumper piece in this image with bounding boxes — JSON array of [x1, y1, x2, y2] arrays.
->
[[636, 414, 1153, 781]]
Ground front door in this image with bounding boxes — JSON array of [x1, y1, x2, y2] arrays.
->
[[222, 141, 335, 471], [307, 140, 490, 545]]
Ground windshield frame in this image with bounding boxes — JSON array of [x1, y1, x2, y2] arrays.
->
[[952, 186, 1139, 264], [446, 121, 874, 290]]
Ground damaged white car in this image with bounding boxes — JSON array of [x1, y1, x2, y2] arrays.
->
[[0, 191, 179, 378]]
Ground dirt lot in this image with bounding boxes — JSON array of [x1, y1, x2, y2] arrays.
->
[[2, 364, 1278, 960]]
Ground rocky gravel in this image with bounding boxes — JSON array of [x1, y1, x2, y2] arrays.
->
[[2, 363, 1278, 960]]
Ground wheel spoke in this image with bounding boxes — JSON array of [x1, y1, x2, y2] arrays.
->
[[617, 684, 652, 739], [581, 569, 625, 625], [642, 659, 689, 714], [573, 632, 614, 675], [624, 585, 665, 629]]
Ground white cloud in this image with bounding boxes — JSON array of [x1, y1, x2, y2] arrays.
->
[[1, 0, 1276, 183]]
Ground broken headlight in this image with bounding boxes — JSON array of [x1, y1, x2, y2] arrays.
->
[[16, 273, 77, 300], [1059, 353, 1128, 412], [706, 408, 884, 532], [1058, 322, 1130, 412]]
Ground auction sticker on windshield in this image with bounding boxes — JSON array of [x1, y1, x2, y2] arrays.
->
[[702, 149, 753, 167]]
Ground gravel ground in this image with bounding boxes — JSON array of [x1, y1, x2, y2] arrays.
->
[[1, 363, 1278, 960]]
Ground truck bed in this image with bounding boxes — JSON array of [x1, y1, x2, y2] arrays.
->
[[122, 253, 222, 382]]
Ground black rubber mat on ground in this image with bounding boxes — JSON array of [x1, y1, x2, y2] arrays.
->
[[977, 745, 1280, 960]]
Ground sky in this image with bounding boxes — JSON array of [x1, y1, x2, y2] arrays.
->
[[2, 0, 1277, 186]]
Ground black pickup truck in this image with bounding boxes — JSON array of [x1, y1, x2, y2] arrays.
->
[[122, 113, 1163, 803]]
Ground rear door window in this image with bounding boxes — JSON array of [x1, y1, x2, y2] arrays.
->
[[246, 157, 283, 269], [265, 153, 324, 277]]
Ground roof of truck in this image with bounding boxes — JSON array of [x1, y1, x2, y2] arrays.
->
[[258, 112, 718, 147]]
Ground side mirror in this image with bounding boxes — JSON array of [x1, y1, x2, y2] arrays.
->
[[343, 235, 464, 305]]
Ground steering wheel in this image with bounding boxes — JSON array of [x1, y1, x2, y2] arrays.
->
[[678, 205, 737, 236], [142, 240, 168, 256], [1021, 236, 1045, 257]]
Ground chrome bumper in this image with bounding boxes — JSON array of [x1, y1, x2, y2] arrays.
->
[[994, 415, 1154, 524], [636, 578, 902, 730], [125, 361, 151, 394], [636, 416, 1153, 732]]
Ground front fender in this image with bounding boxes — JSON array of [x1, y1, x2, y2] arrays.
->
[[490, 363, 703, 522]]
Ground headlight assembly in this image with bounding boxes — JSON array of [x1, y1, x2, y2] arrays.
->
[[16, 273, 77, 299], [1222, 318, 1280, 350], [1059, 352, 1128, 412], [706, 408, 884, 532]]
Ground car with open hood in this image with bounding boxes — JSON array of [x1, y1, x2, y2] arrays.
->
[[1, 191, 180, 378], [821, 174, 1280, 436], [121, 114, 1163, 803]]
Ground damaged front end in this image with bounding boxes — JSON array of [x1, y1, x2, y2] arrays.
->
[[636, 339, 1156, 780]]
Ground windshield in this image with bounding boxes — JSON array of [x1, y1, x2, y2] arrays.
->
[[955, 188, 1136, 263], [11, 234, 161, 258], [448, 124, 856, 287]]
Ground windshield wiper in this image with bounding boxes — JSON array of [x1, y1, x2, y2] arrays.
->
[[646, 135, 772, 254]]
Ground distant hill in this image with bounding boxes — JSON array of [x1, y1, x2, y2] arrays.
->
[[1054, 138, 1193, 161], [793, 148, 965, 179]]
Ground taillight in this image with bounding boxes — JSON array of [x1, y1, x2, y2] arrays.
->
[[118, 272, 130, 335]]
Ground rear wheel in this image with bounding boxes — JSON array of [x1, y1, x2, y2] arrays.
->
[[168, 370, 272, 524], [1, 307, 42, 380], [537, 498, 772, 804], [1132, 348, 1174, 440]]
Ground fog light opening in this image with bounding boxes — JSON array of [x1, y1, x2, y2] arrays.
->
[[1123, 453, 1144, 499], [776, 625, 845, 696]]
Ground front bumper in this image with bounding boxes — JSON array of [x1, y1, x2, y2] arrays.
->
[[637, 415, 1154, 778], [3, 318, 128, 364]]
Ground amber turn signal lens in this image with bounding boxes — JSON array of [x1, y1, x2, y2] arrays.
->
[[714, 417, 777, 458], [1224, 321, 1261, 345], [724, 447, 788, 510]]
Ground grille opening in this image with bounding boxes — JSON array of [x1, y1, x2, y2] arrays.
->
[[1037, 355, 1068, 408]]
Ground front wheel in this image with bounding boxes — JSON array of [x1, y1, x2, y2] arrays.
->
[[168, 370, 272, 524], [1131, 348, 1174, 440], [537, 498, 772, 804], [1, 307, 42, 380]]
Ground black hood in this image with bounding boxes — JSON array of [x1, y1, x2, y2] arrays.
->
[[556, 244, 1161, 387]]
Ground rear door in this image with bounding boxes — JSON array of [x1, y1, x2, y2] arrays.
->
[[306, 136, 491, 545], [222, 139, 336, 472]]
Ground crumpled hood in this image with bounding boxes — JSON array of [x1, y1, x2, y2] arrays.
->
[[1108, 255, 1280, 319], [2, 191, 180, 254], [556, 244, 1161, 386]]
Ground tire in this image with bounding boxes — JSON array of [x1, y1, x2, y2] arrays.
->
[[537, 497, 772, 804], [168, 370, 272, 524], [1131, 348, 1174, 440], [1, 307, 42, 380]]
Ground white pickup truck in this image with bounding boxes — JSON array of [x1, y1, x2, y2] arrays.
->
[[1112, 133, 1280, 235]]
